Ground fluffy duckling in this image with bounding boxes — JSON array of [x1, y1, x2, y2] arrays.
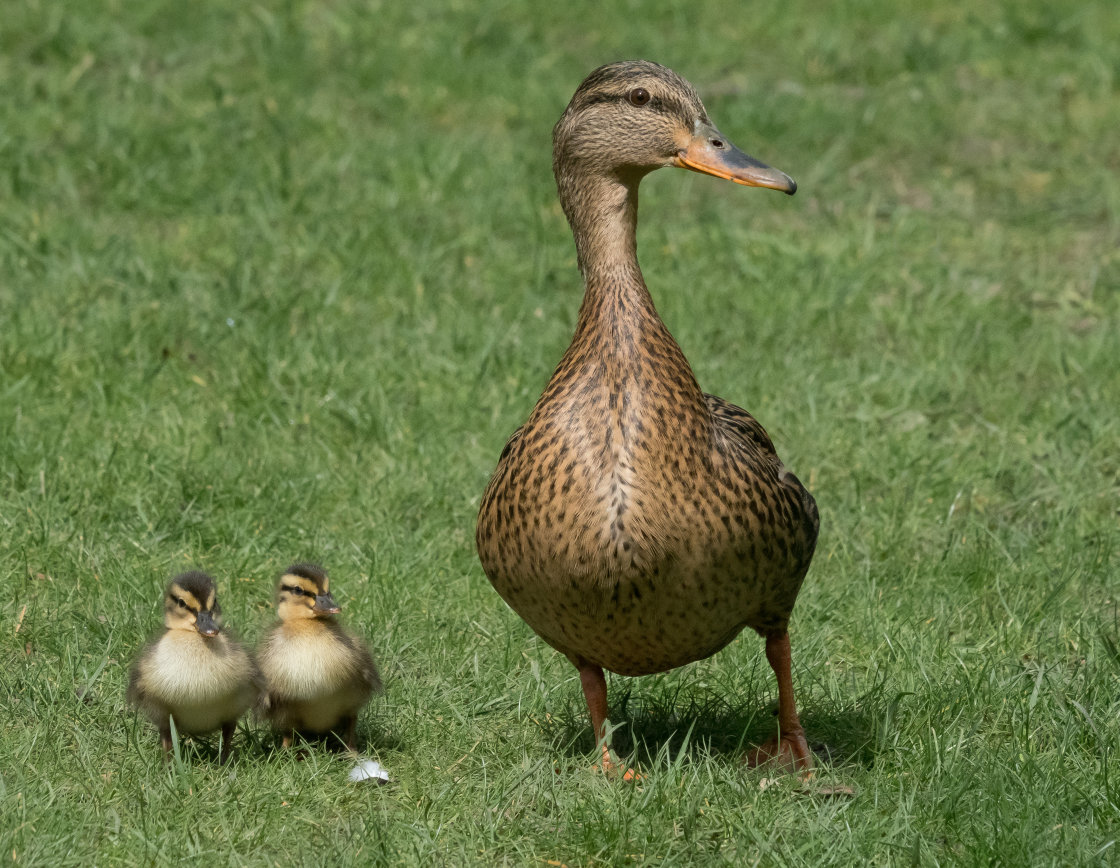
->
[[257, 563, 381, 751], [128, 571, 260, 763]]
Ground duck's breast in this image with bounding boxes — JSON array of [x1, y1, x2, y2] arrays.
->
[[477, 325, 817, 675], [141, 633, 258, 732]]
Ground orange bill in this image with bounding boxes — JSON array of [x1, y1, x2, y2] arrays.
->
[[673, 121, 796, 194]]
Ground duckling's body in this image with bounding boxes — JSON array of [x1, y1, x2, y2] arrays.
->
[[477, 61, 818, 773], [260, 620, 378, 735], [258, 563, 380, 750], [128, 571, 259, 762]]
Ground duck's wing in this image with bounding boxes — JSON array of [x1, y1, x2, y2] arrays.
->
[[704, 393, 778, 458], [222, 628, 264, 687], [126, 660, 145, 705], [246, 649, 265, 698], [479, 425, 525, 497], [352, 634, 382, 694], [254, 625, 281, 716], [476, 424, 526, 550], [328, 624, 383, 694], [705, 392, 820, 571], [126, 633, 163, 707]]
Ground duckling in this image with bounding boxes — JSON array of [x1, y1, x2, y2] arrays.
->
[[128, 571, 260, 763], [257, 563, 381, 751], [477, 61, 818, 775]]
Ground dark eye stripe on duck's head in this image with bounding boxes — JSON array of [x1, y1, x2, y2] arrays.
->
[[166, 584, 201, 613], [279, 582, 317, 599], [279, 562, 330, 594], [579, 89, 675, 113], [167, 571, 220, 612], [565, 60, 704, 117], [277, 572, 326, 609]]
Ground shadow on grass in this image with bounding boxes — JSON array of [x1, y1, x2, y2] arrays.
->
[[133, 719, 403, 766], [543, 680, 881, 773], [251, 723, 406, 760]]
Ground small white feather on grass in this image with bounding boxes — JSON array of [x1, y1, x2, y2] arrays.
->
[[349, 759, 390, 784]]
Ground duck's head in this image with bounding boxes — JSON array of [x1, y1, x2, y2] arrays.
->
[[163, 571, 222, 637], [553, 60, 795, 194], [276, 562, 340, 621]]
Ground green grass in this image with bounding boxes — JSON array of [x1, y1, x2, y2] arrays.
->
[[2, 0, 1119, 864]]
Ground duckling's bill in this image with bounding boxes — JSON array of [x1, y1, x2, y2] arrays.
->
[[673, 122, 796, 194], [195, 610, 220, 637]]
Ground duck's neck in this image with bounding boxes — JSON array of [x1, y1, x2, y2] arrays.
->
[[553, 169, 710, 443], [559, 172, 659, 339]]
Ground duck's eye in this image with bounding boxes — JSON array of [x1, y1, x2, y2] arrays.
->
[[176, 597, 186, 609], [628, 87, 651, 107]]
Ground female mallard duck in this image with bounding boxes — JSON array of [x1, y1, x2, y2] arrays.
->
[[257, 563, 381, 751], [128, 571, 260, 763], [476, 60, 818, 775]]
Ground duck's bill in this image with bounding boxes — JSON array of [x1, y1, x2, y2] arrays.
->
[[314, 593, 341, 615], [673, 125, 796, 195], [196, 611, 220, 637]]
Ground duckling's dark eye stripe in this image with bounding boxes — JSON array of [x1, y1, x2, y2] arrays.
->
[[169, 595, 194, 612], [282, 585, 305, 596]]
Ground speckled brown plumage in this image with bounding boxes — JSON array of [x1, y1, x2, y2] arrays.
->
[[476, 61, 819, 774]]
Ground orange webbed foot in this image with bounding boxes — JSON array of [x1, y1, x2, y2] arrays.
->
[[592, 745, 642, 782], [745, 729, 813, 778]]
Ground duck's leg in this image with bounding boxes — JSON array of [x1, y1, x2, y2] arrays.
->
[[340, 716, 358, 753], [219, 721, 235, 764], [578, 662, 612, 767], [577, 660, 638, 780], [281, 730, 310, 760], [159, 719, 173, 761], [746, 631, 812, 774]]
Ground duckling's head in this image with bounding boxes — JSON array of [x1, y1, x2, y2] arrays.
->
[[164, 571, 222, 637], [553, 60, 795, 194], [276, 562, 341, 622]]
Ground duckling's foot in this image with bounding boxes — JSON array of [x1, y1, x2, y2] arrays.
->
[[745, 729, 812, 775], [280, 731, 312, 759]]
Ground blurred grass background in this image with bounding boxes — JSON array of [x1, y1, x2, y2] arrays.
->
[[1, 0, 1118, 864]]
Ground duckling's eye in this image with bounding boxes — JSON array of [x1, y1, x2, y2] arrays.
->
[[628, 87, 651, 107], [175, 597, 186, 609], [282, 585, 303, 597]]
